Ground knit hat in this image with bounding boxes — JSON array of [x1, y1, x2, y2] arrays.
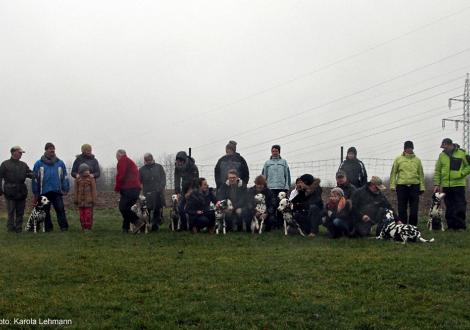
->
[[336, 170, 346, 178], [347, 147, 357, 155], [404, 141, 414, 150], [330, 187, 344, 197], [78, 163, 90, 174], [81, 144, 92, 153], [44, 142, 55, 150], [299, 174, 314, 186], [175, 151, 187, 161], [226, 140, 237, 152], [271, 144, 281, 152]]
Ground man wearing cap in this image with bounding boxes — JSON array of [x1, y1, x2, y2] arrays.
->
[[290, 174, 324, 237], [214, 140, 249, 190], [0, 146, 34, 232], [338, 147, 368, 188], [262, 145, 291, 228], [71, 144, 101, 180], [335, 170, 356, 199], [390, 141, 425, 226], [32, 143, 70, 231], [350, 176, 393, 237], [434, 138, 470, 230]]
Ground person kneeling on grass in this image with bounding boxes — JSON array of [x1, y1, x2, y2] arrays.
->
[[74, 164, 97, 231], [323, 187, 352, 238], [186, 178, 217, 233]]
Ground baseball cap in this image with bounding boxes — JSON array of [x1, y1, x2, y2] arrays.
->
[[440, 138, 453, 148], [369, 176, 386, 190]]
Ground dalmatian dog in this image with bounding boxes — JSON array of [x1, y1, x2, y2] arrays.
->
[[25, 195, 50, 233], [251, 193, 267, 234], [377, 209, 434, 244], [214, 199, 233, 235], [277, 192, 305, 237], [130, 195, 151, 234], [427, 192, 446, 231], [169, 194, 181, 231]]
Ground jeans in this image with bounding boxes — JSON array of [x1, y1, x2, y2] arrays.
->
[[119, 188, 141, 231], [5, 198, 26, 232], [43, 192, 68, 231], [326, 218, 351, 238]]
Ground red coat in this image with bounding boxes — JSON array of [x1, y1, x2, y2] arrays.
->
[[114, 155, 141, 192]]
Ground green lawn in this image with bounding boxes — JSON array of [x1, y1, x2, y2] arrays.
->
[[0, 209, 469, 329]]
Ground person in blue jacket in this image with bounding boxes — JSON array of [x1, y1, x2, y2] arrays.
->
[[32, 142, 70, 232]]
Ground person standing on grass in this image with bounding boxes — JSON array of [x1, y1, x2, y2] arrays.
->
[[71, 144, 101, 180], [32, 142, 70, 232], [74, 164, 97, 231], [186, 178, 217, 234], [214, 140, 249, 190], [139, 153, 166, 232], [174, 151, 199, 231], [433, 138, 470, 231], [338, 147, 368, 188], [389, 141, 425, 226], [0, 146, 34, 233], [262, 144, 291, 229], [114, 149, 144, 233]]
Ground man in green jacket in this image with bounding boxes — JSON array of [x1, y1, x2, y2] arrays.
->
[[390, 141, 425, 226], [434, 138, 470, 230]]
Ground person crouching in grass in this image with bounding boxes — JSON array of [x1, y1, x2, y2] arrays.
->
[[74, 163, 97, 231], [324, 187, 352, 238]]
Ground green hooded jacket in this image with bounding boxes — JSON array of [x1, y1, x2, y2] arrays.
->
[[433, 146, 470, 187], [390, 153, 425, 191]]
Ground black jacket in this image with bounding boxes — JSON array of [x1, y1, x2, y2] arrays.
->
[[216, 180, 247, 209], [336, 182, 357, 199], [350, 184, 392, 224], [246, 186, 275, 216], [214, 153, 249, 189], [0, 158, 34, 200], [339, 158, 367, 188], [186, 189, 217, 217], [174, 153, 199, 195], [291, 179, 323, 213], [71, 154, 101, 179], [140, 163, 166, 209]]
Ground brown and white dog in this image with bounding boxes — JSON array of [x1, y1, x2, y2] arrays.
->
[[130, 195, 151, 234]]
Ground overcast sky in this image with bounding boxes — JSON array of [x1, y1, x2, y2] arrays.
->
[[1, 0, 470, 171]]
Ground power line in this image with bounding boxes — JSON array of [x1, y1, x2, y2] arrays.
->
[[194, 47, 470, 152], [179, 5, 470, 126]]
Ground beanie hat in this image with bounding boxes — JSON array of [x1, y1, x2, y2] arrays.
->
[[78, 163, 90, 174], [271, 144, 281, 152], [226, 140, 237, 152], [299, 174, 314, 186], [331, 187, 344, 197], [175, 151, 187, 161], [81, 144, 92, 153], [347, 147, 357, 155], [44, 142, 55, 150], [404, 141, 414, 150]]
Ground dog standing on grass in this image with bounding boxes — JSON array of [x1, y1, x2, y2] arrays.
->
[[130, 195, 151, 234], [428, 192, 446, 231], [277, 192, 305, 236], [251, 193, 267, 234], [214, 199, 233, 235], [25, 196, 50, 233], [377, 209, 434, 244], [169, 194, 181, 231]]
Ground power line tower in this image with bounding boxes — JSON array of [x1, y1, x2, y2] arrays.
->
[[442, 73, 470, 150]]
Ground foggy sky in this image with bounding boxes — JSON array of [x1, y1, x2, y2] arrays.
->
[[1, 0, 470, 170]]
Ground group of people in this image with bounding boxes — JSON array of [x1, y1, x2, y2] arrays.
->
[[0, 137, 468, 235]]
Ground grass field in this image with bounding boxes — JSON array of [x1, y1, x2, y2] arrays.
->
[[0, 209, 469, 329]]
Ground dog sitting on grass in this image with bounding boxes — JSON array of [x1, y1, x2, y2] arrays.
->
[[25, 195, 50, 233], [377, 209, 434, 244], [277, 192, 305, 236], [169, 194, 181, 231], [130, 195, 151, 234], [427, 192, 445, 231], [251, 193, 267, 234], [214, 199, 233, 235]]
